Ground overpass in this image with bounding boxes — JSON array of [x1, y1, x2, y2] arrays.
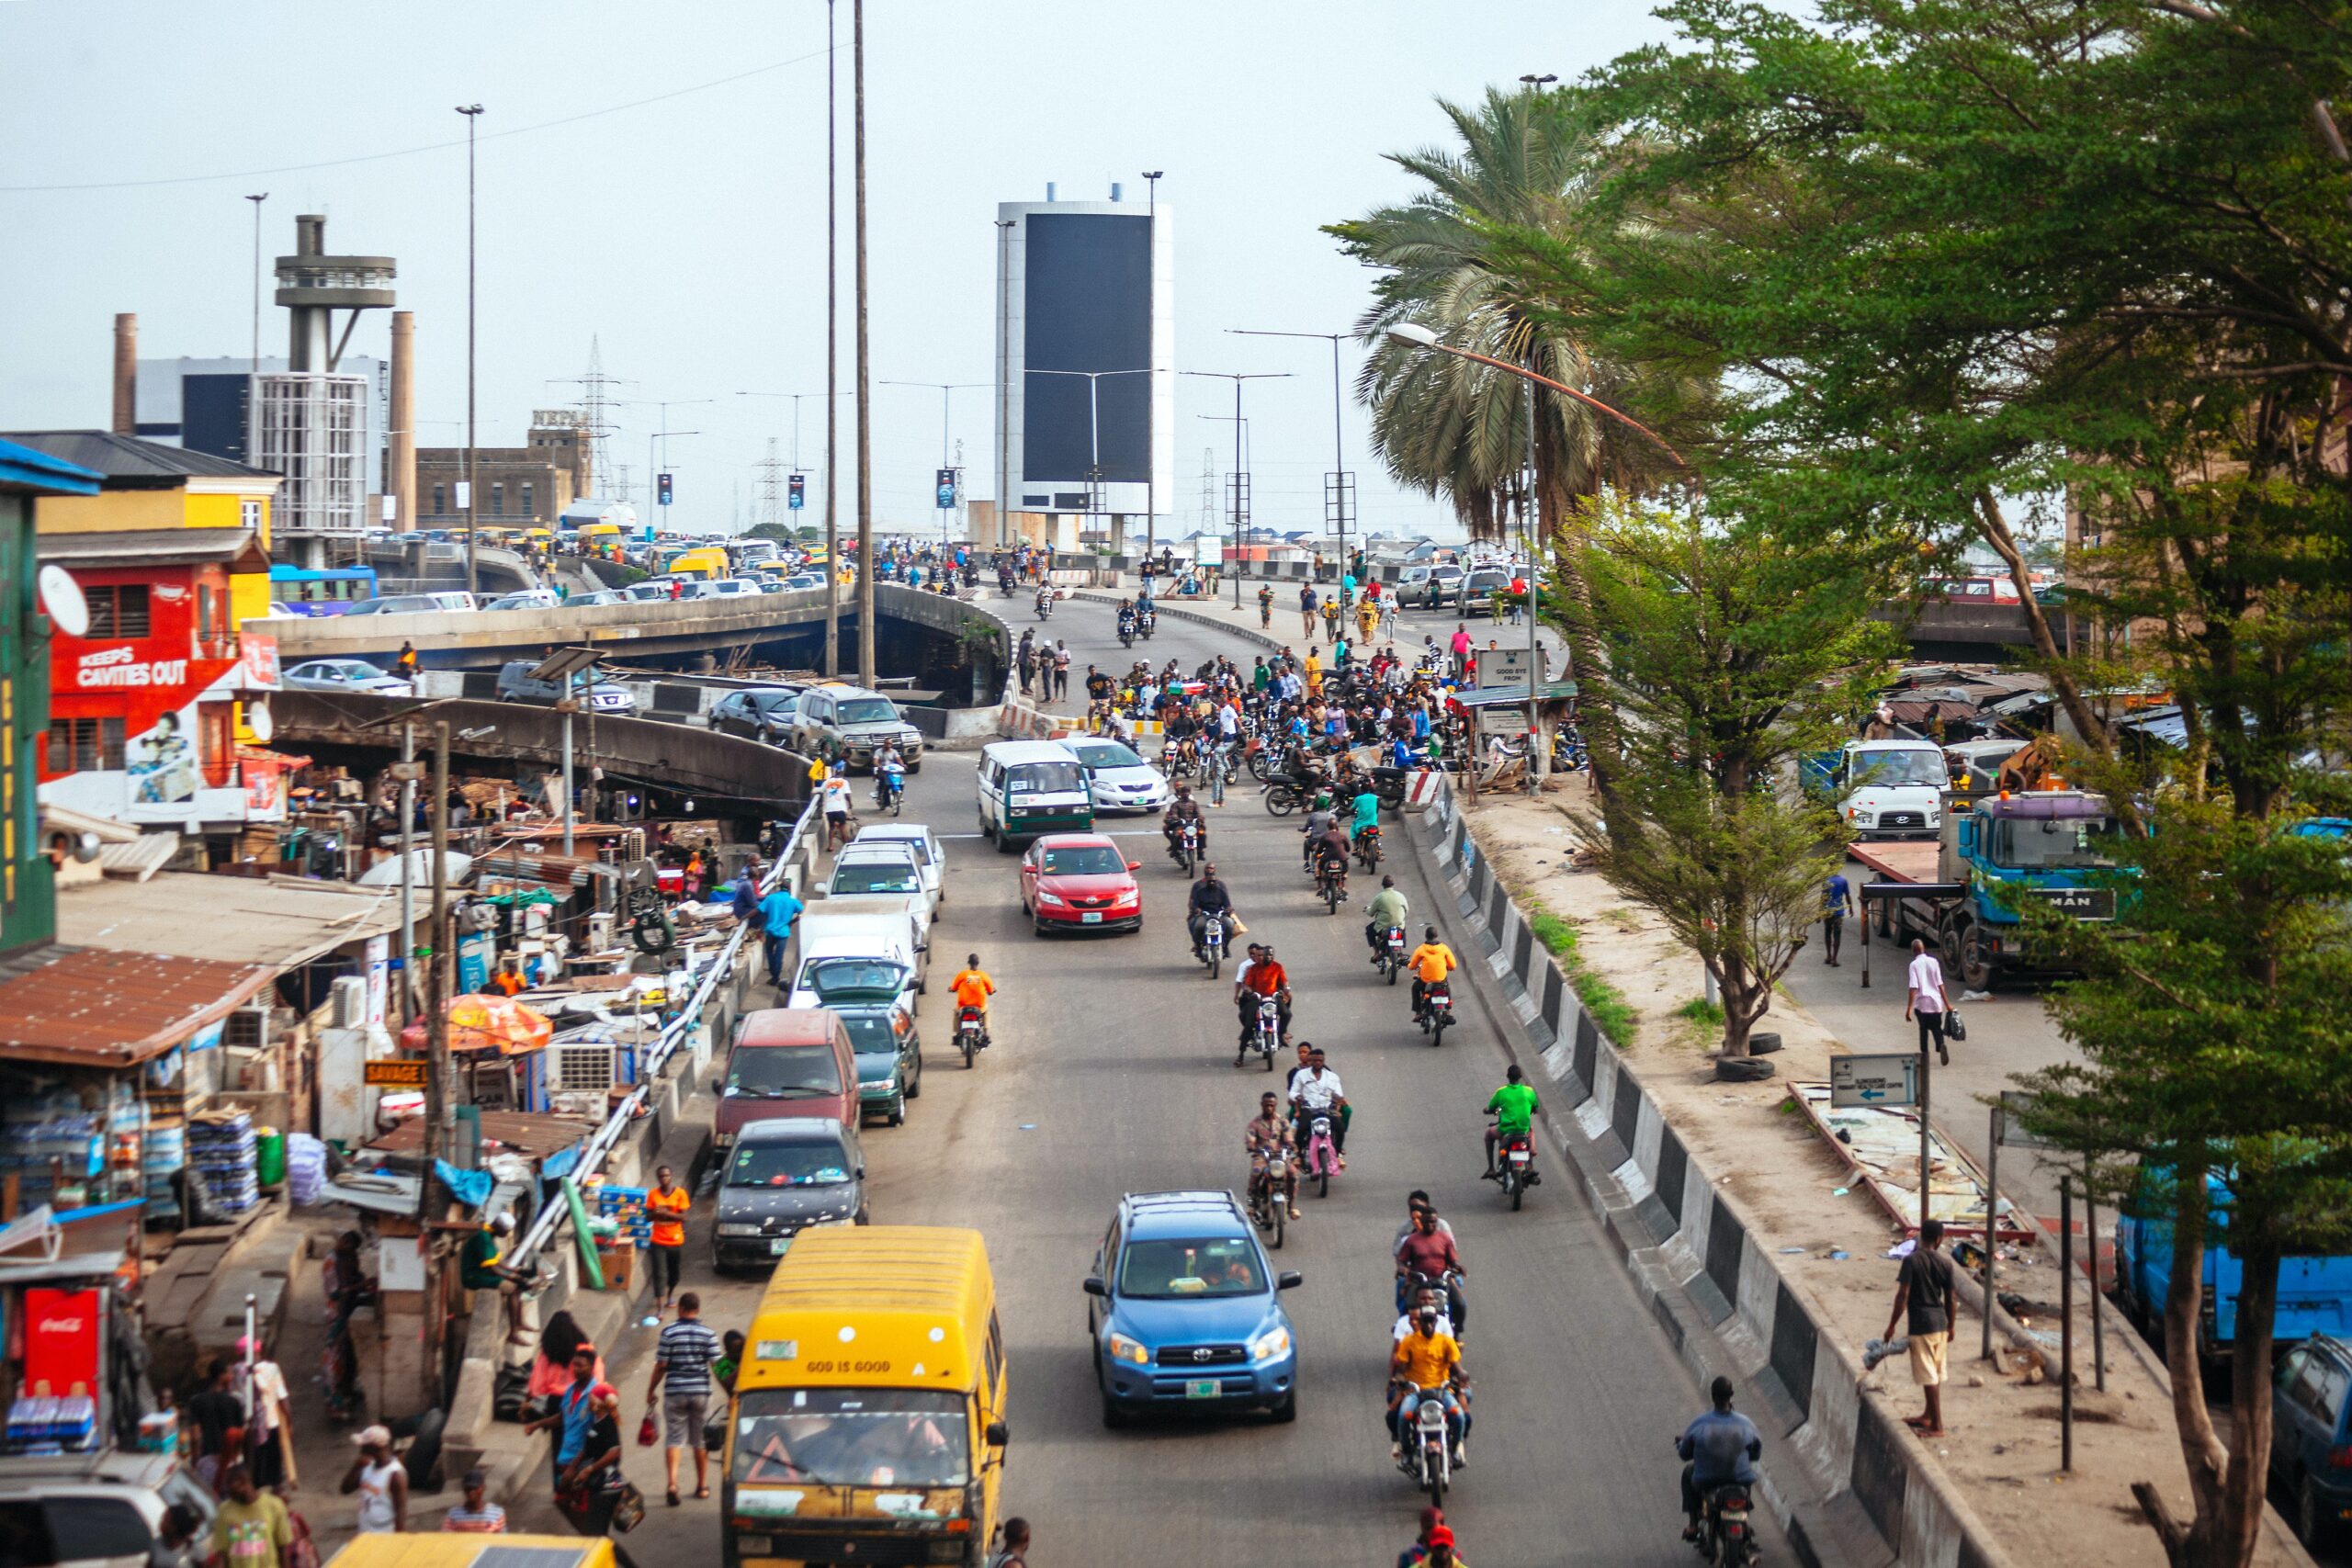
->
[[271, 689, 812, 819]]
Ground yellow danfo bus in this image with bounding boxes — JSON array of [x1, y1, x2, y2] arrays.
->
[[724, 1225, 1008, 1568], [328, 1537, 616, 1568]]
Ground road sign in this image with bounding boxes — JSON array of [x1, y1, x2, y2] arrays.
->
[[788, 473, 806, 511], [1830, 1052, 1918, 1109], [364, 1058, 428, 1088], [1996, 1089, 2057, 1147]]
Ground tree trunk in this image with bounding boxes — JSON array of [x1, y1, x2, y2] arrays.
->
[[2135, 1166, 2238, 1567], [2217, 1236, 2279, 1568]]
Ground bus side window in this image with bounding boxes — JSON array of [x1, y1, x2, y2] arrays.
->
[[985, 1311, 1004, 1402]]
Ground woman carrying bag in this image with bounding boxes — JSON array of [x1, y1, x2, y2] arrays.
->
[[556, 1386, 642, 1539]]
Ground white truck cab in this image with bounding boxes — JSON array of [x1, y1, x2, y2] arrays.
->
[[1836, 738, 1950, 839]]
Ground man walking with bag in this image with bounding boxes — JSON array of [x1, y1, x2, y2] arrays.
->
[[1903, 938, 1956, 1066]]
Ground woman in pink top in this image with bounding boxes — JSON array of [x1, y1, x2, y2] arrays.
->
[[528, 1311, 604, 1403]]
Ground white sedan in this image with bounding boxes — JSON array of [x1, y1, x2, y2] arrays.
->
[[282, 659, 413, 696], [1063, 737, 1171, 814]]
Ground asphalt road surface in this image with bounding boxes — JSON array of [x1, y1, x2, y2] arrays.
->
[[513, 594, 1811, 1567]]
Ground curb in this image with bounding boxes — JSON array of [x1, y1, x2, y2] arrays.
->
[[1404, 773, 2014, 1568]]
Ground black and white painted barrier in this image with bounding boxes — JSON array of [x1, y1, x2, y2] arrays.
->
[[1407, 772, 2016, 1568]]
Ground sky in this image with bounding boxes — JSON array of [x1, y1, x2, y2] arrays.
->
[[0, 0, 1678, 542]]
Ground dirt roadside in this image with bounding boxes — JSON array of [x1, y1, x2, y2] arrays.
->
[[1459, 778, 2310, 1568]]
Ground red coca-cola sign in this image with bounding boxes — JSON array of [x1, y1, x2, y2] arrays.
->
[[23, 1288, 101, 1392]]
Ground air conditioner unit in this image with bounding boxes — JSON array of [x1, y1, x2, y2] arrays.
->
[[548, 1041, 617, 1096], [332, 976, 368, 1029], [586, 913, 617, 952], [223, 1001, 290, 1050]]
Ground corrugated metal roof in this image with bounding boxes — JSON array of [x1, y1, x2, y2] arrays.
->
[[37, 525, 270, 571], [57, 871, 397, 965], [0, 431, 274, 482], [0, 946, 275, 1067], [98, 833, 180, 882]]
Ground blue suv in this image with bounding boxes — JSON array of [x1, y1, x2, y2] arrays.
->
[[1084, 1190, 1301, 1427], [2272, 1334, 2352, 1548]]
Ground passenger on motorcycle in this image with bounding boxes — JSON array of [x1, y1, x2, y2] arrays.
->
[[1396, 1203, 1466, 1327], [1393, 1280, 1456, 1342], [1115, 599, 1137, 637], [1300, 794, 1338, 870], [1311, 819, 1351, 895], [1247, 1092, 1301, 1222], [1677, 1377, 1762, 1543], [1163, 784, 1208, 859], [1367, 876, 1410, 958], [1408, 929, 1460, 1015], [1482, 1065, 1540, 1179], [1232, 944, 1293, 1049], [1388, 1303, 1469, 1468], [1285, 1044, 1347, 1164], [1185, 864, 1234, 958]]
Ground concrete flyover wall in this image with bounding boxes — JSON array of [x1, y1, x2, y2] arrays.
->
[[1405, 770, 2015, 1568]]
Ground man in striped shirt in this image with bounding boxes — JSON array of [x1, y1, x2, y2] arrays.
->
[[441, 1468, 506, 1532], [646, 1291, 724, 1505]]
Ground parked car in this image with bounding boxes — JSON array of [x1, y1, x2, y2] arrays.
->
[[849, 822, 944, 911], [709, 1115, 866, 1272], [1404, 563, 1464, 607], [678, 577, 766, 600], [342, 591, 477, 615], [623, 581, 679, 602], [710, 686, 804, 744], [715, 1007, 859, 1151], [0, 1449, 218, 1568], [785, 572, 825, 591], [1085, 1190, 1301, 1427], [482, 588, 562, 612], [1458, 567, 1513, 610], [2272, 1333, 2352, 1548], [567, 588, 626, 607], [282, 658, 413, 696], [786, 949, 919, 1029], [1019, 833, 1142, 936], [791, 683, 925, 773], [1063, 737, 1171, 815], [493, 659, 638, 714], [835, 1000, 922, 1126]]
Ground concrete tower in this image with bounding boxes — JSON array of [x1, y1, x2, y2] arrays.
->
[[259, 215, 396, 560], [276, 214, 394, 371]]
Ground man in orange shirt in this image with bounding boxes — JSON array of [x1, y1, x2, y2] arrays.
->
[[950, 955, 996, 1048], [645, 1166, 689, 1314], [1233, 943, 1293, 1052]]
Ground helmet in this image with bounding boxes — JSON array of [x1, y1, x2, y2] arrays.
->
[[1314, 793, 1331, 809]]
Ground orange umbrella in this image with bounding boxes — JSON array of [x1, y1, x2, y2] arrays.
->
[[399, 995, 552, 1055]]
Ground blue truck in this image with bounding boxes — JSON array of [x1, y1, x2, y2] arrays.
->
[[2114, 1171, 2352, 1370]]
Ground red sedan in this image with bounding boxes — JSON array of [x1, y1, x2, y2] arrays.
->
[[1019, 834, 1143, 936]]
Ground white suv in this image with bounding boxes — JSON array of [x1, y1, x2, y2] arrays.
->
[[0, 1450, 215, 1568]]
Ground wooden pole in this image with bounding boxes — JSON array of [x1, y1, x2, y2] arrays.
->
[[1983, 1105, 1999, 1362], [2060, 1177, 2075, 1472]]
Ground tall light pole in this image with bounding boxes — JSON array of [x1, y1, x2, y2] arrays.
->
[[244, 193, 268, 376], [1142, 170, 1164, 568], [853, 0, 875, 687], [1181, 370, 1290, 606], [825, 0, 842, 675], [456, 104, 483, 597], [1228, 326, 1354, 581], [737, 390, 848, 474], [881, 382, 986, 554], [993, 220, 1015, 553], [1026, 368, 1158, 556], [648, 398, 710, 534], [1386, 319, 1682, 788]]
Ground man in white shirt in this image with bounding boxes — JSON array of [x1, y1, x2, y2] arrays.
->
[[1287, 1044, 1348, 1167], [1905, 939, 1955, 1066], [1391, 1279, 1456, 1341]]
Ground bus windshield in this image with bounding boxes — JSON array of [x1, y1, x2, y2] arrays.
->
[[732, 1388, 970, 1488], [1009, 761, 1086, 795]]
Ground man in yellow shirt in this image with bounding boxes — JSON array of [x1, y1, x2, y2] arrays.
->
[[1303, 650, 1324, 697], [1390, 1302, 1469, 1467], [950, 954, 996, 1047], [1407, 927, 1458, 1017]]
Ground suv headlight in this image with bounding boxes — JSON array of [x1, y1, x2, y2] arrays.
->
[[1250, 1325, 1292, 1362], [1104, 1332, 1150, 1366]]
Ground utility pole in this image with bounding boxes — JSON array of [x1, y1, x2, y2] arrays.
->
[[1182, 371, 1289, 606], [1142, 171, 1164, 567], [854, 0, 876, 687], [456, 105, 484, 598], [1227, 327, 1354, 581], [423, 721, 451, 1192], [880, 381, 986, 554], [398, 722, 417, 1021], [824, 0, 841, 676], [244, 193, 268, 377]]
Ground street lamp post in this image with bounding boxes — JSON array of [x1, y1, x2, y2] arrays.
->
[[1024, 367, 1159, 562], [244, 193, 268, 376], [1142, 170, 1165, 567], [1227, 327, 1353, 582], [826, 0, 841, 675], [1181, 370, 1290, 606], [880, 381, 987, 555], [456, 105, 483, 597], [647, 398, 710, 538]]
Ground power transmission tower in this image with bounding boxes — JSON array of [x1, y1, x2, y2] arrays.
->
[[754, 438, 787, 530], [1196, 448, 1217, 531], [547, 336, 630, 499]]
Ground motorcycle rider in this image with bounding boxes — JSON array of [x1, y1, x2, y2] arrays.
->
[[1388, 1301, 1469, 1470], [1246, 1091, 1301, 1222], [1395, 1202, 1466, 1332], [1299, 792, 1338, 871], [1035, 582, 1054, 619], [1116, 598, 1137, 642], [1311, 815, 1351, 899], [1163, 782, 1209, 863], [1408, 928, 1460, 1020], [1232, 943, 1293, 1051], [872, 739, 907, 810], [1481, 1065, 1540, 1179], [1366, 875, 1410, 962], [1350, 782, 1382, 850], [1677, 1376, 1762, 1544], [1286, 1044, 1347, 1168], [1185, 863, 1235, 960], [948, 955, 996, 1049]]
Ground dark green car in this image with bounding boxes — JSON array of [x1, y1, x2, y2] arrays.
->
[[834, 1002, 922, 1126]]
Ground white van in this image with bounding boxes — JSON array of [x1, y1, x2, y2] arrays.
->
[[788, 906, 928, 1005], [1834, 738, 1951, 839], [975, 739, 1093, 851]]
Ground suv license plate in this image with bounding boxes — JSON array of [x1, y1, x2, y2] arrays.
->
[[1185, 1379, 1220, 1400], [770, 1238, 792, 1255], [1080, 912, 1103, 924]]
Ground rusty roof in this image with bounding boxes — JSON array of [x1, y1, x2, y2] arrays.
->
[[366, 1110, 597, 1162], [0, 947, 276, 1068]]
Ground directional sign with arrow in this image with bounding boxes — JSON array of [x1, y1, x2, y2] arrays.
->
[[1831, 1052, 1918, 1109]]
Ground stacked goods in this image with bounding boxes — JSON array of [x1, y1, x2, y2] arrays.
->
[[187, 1108, 260, 1217], [286, 1134, 328, 1207], [5, 1390, 96, 1454], [0, 1089, 103, 1210], [141, 1122, 185, 1224], [592, 1184, 652, 1248]]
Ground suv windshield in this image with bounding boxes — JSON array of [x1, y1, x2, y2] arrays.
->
[[836, 698, 899, 726], [1850, 750, 1947, 789], [724, 1044, 842, 1099], [727, 1138, 851, 1188], [1010, 761, 1086, 795], [831, 861, 920, 894], [732, 1388, 969, 1488], [1117, 1236, 1266, 1299], [1039, 845, 1125, 876], [803, 958, 909, 998], [1987, 816, 2116, 870]]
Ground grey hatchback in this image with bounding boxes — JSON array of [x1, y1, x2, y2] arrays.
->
[[709, 1115, 868, 1272], [2272, 1334, 2352, 1547]]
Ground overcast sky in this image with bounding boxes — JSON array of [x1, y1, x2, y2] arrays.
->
[[0, 0, 1674, 540]]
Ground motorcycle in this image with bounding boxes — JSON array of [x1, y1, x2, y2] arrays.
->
[[1171, 818, 1202, 876], [1298, 1106, 1340, 1197], [1418, 979, 1455, 1045], [1695, 1481, 1759, 1567], [1314, 854, 1346, 915], [873, 768, 904, 817], [1195, 910, 1227, 978], [1353, 823, 1384, 872], [1139, 607, 1157, 641], [1398, 1387, 1453, 1507], [998, 570, 1016, 598], [1035, 592, 1054, 622], [1264, 781, 1302, 818], [1118, 614, 1136, 649], [1249, 1145, 1291, 1249], [1238, 995, 1280, 1071], [1496, 1125, 1539, 1211], [1375, 925, 1408, 986], [956, 1005, 989, 1067]]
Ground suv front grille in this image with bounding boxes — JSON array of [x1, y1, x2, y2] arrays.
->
[[1156, 1343, 1246, 1366]]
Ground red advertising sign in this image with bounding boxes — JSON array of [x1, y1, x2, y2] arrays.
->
[[22, 1287, 101, 1393]]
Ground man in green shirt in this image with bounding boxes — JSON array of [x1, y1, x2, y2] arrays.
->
[[211, 1463, 292, 1568], [1482, 1065, 1540, 1179], [1251, 656, 1272, 694], [1365, 875, 1410, 963]]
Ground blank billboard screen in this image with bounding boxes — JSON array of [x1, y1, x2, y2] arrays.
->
[[1023, 212, 1150, 485]]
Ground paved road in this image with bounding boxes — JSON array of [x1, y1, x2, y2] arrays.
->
[[513, 593, 1809, 1567]]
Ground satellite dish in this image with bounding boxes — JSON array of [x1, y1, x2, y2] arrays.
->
[[37, 566, 87, 638], [247, 701, 275, 744]]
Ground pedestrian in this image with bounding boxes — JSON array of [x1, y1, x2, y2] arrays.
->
[[1300, 582, 1319, 639], [485, 954, 526, 998], [441, 1467, 507, 1532], [646, 1290, 724, 1506], [757, 879, 804, 989], [339, 1425, 407, 1535], [395, 642, 419, 682], [1822, 869, 1852, 966], [208, 1465, 289, 1568], [1883, 1219, 1962, 1438], [233, 1334, 293, 1495], [1051, 641, 1071, 702], [524, 1342, 601, 1504], [153, 1501, 204, 1568], [645, 1166, 690, 1313], [556, 1385, 628, 1537], [987, 1517, 1032, 1568], [526, 1313, 601, 1415], [1904, 937, 1954, 1065], [186, 1359, 243, 1495]]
